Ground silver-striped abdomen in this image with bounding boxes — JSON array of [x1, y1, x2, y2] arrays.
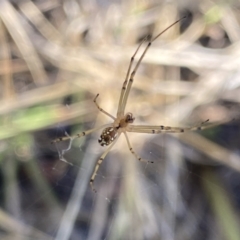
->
[[98, 127, 118, 146]]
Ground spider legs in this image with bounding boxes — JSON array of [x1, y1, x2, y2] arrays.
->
[[118, 16, 187, 117], [117, 36, 148, 117], [127, 119, 210, 134], [51, 123, 113, 143], [124, 132, 153, 164], [90, 132, 154, 193], [94, 94, 116, 120], [90, 135, 120, 193]]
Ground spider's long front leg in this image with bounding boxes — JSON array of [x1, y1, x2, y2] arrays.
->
[[120, 16, 187, 115], [127, 119, 209, 134], [90, 135, 120, 193], [117, 37, 148, 118], [94, 94, 116, 120], [51, 123, 113, 143], [124, 132, 153, 164]]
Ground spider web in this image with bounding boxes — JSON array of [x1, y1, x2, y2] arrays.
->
[[39, 121, 236, 240], [4, 116, 240, 240]]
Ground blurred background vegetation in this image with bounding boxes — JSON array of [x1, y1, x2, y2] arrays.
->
[[1, 0, 240, 239]]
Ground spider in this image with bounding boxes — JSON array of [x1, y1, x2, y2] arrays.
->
[[52, 15, 209, 192]]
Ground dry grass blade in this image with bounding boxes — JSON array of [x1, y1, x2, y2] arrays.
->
[[0, 0, 47, 85], [1, 1, 240, 240], [0, 19, 14, 100], [19, 0, 61, 42]]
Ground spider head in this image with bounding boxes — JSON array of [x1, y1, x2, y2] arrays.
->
[[125, 113, 135, 123], [116, 112, 135, 129]]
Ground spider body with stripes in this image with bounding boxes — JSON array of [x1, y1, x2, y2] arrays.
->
[[98, 112, 134, 146]]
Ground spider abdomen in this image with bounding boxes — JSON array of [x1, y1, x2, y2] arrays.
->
[[98, 127, 118, 146]]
